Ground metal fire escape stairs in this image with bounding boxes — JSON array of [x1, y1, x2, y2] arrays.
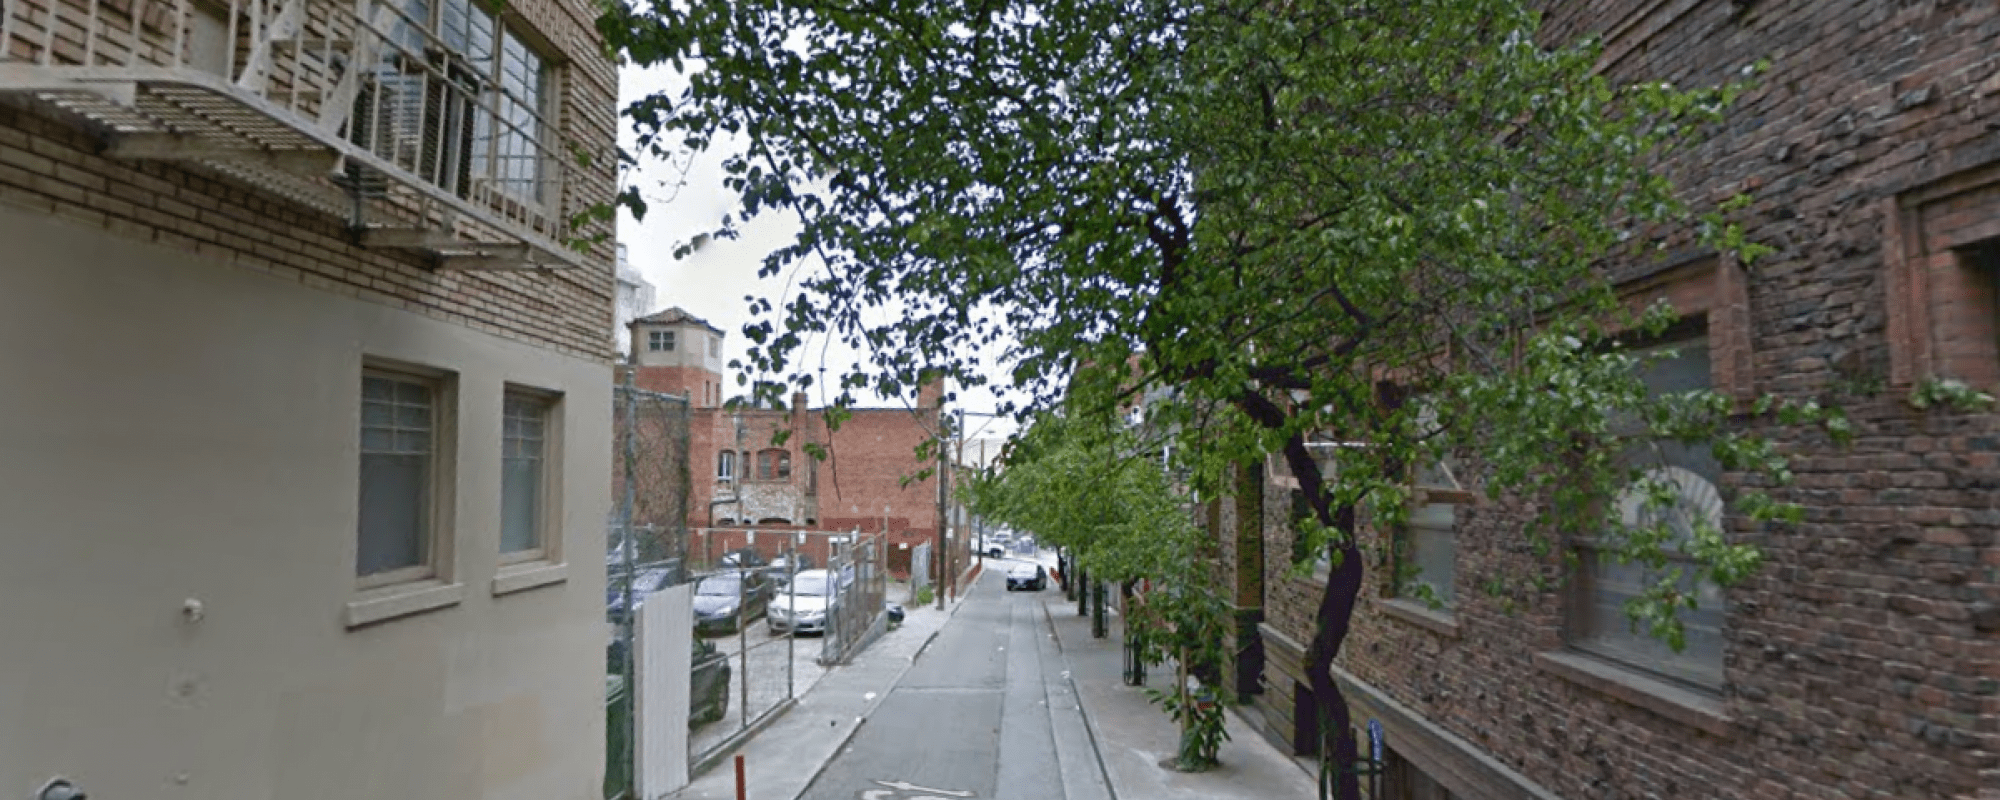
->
[[0, 0, 585, 270]]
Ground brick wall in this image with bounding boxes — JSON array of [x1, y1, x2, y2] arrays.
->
[[817, 407, 944, 545], [0, 0, 618, 361], [1237, 3, 2000, 799], [641, 359, 945, 549]]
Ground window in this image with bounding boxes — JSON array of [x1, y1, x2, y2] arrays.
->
[[648, 330, 675, 352], [500, 390, 553, 559], [710, 337, 722, 357], [756, 448, 791, 481], [1885, 164, 2000, 390], [1399, 503, 1457, 607], [359, 369, 444, 585], [718, 450, 736, 480], [1569, 335, 1727, 691], [1396, 402, 1467, 609], [351, 0, 552, 205]]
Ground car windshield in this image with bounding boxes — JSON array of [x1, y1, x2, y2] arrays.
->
[[696, 575, 741, 596], [788, 574, 831, 597]]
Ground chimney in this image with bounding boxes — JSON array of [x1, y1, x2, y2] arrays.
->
[[916, 375, 945, 409]]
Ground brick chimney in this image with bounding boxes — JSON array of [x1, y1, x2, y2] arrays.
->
[[917, 375, 945, 409]]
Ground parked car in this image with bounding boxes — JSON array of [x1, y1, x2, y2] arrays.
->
[[605, 633, 731, 726], [1005, 563, 1048, 591], [762, 553, 815, 583], [719, 547, 767, 570], [983, 532, 1012, 558], [692, 570, 770, 635], [689, 636, 731, 725], [768, 569, 840, 635], [606, 561, 685, 626]]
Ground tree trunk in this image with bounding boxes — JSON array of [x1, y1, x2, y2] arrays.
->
[[1309, 503, 1365, 800]]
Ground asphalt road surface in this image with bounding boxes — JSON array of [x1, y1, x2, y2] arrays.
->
[[799, 567, 1086, 800]]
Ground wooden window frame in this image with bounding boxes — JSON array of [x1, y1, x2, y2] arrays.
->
[[357, 363, 457, 590], [498, 385, 561, 566]]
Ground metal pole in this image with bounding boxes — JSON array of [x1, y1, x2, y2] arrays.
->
[[935, 433, 947, 612], [738, 568, 748, 730], [792, 536, 800, 700], [618, 371, 638, 786]]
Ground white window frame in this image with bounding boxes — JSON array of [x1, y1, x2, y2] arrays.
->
[[648, 330, 675, 352], [718, 450, 736, 481], [357, 364, 456, 590], [499, 386, 560, 565]]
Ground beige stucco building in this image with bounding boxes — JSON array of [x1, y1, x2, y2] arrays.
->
[[0, 0, 619, 794]]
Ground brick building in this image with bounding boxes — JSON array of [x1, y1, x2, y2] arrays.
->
[[1216, 3, 2000, 800], [625, 308, 970, 579], [1, 0, 619, 795]]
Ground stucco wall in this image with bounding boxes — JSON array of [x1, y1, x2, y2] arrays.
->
[[0, 205, 612, 799]]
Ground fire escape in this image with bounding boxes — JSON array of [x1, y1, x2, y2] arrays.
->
[[1, 0, 586, 269]]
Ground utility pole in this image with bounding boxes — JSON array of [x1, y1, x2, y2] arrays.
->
[[935, 399, 948, 610]]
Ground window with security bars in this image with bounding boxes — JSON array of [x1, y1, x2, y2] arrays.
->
[[501, 390, 552, 558], [359, 370, 441, 584], [348, 0, 551, 206], [1568, 334, 1727, 691]]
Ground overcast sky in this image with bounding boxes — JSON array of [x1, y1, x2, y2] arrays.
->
[[616, 64, 1019, 441]]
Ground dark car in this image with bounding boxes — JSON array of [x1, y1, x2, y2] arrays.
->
[[690, 636, 730, 725], [692, 570, 770, 634], [606, 561, 684, 626], [719, 547, 768, 570], [1006, 563, 1048, 591], [604, 633, 731, 726], [762, 553, 815, 583]]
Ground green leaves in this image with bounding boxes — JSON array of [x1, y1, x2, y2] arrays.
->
[[600, 2, 1833, 775]]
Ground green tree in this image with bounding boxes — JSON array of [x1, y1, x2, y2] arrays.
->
[[601, 1, 1844, 795], [964, 412, 1232, 770]]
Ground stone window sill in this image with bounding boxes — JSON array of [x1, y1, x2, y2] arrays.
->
[[1535, 650, 1733, 738], [1375, 597, 1461, 638], [345, 579, 465, 629], [493, 561, 568, 596]]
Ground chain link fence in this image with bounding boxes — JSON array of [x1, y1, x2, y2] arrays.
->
[[602, 384, 901, 793], [679, 528, 889, 763], [607, 384, 689, 799]]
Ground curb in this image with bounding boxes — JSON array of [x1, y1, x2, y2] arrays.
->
[[1042, 598, 1120, 800], [689, 697, 798, 778]]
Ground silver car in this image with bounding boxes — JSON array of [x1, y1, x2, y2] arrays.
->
[[768, 569, 837, 635]]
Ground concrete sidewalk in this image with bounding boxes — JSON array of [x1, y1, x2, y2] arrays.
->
[[666, 585, 972, 800], [666, 560, 1315, 800], [1041, 591, 1319, 800]]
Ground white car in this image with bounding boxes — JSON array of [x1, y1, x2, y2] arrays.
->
[[768, 569, 838, 635]]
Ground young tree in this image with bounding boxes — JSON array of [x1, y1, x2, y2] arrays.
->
[[964, 411, 1233, 770], [602, 1, 1843, 795]]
